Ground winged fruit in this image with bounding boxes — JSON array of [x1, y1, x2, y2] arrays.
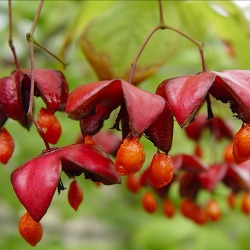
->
[[11, 144, 121, 222], [0, 68, 69, 129]]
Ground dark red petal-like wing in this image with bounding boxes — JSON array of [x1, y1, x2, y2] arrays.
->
[[0, 109, 8, 128], [92, 131, 122, 155], [11, 153, 61, 222], [223, 162, 250, 192], [66, 80, 122, 120], [181, 154, 207, 173], [184, 114, 208, 141], [18, 69, 69, 113], [179, 172, 200, 200], [210, 70, 250, 122], [165, 72, 216, 127], [0, 74, 25, 121], [198, 163, 228, 191], [121, 80, 165, 136], [58, 144, 121, 185], [145, 102, 173, 153]]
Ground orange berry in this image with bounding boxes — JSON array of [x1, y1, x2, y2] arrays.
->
[[37, 107, 62, 144], [233, 124, 250, 164], [126, 174, 141, 194], [227, 192, 236, 209], [241, 193, 250, 215], [162, 199, 175, 218], [204, 199, 221, 221], [0, 127, 14, 164], [224, 142, 234, 163], [149, 153, 173, 188], [18, 211, 43, 246], [194, 144, 202, 158], [115, 137, 145, 175], [84, 135, 96, 145], [192, 206, 207, 225], [180, 198, 207, 225], [180, 198, 195, 218], [68, 180, 84, 211], [142, 191, 157, 213], [93, 181, 102, 187]]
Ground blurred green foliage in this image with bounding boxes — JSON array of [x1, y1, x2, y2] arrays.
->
[[0, 0, 250, 249]]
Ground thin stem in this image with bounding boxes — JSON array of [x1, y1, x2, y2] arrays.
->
[[8, 0, 20, 69], [26, 0, 44, 115], [29, 0, 44, 35], [128, 0, 206, 83], [27, 40, 35, 116], [32, 38, 69, 68], [164, 25, 206, 72], [27, 0, 51, 150], [26, 0, 67, 69], [158, 0, 165, 27], [28, 112, 51, 150], [128, 25, 161, 83]]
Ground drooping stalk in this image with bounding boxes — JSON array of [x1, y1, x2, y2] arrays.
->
[[8, 0, 20, 69]]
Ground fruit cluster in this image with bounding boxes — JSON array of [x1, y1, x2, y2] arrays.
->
[[1, 62, 250, 246], [2, 1, 250, 247]]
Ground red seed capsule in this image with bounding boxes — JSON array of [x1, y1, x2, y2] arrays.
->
[[68, 180, 84, 211], [18, 211, 43, 246]]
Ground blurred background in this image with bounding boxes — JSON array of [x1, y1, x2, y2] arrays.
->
[[0, 1, 250, 249]]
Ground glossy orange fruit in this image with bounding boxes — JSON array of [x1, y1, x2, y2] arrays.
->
[[204, 199, 221, 221], [126, 174, 141, 194], [233, 123, 250, 164], [227, 192, 236, 209], [224, 142, 234, 163], [68, 180, 84, 211], [149, 152, 173, 188], [37, 107, 62, 144], [162, 199, 175, 218], [241, 193, 250, 215], [0, 127, 14, 164], [18, 211, 43, 246], [142, 191, 157, 214], [115, 136, 145, 175]]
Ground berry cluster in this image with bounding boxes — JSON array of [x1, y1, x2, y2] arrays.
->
[[2, 0, 250, 246]]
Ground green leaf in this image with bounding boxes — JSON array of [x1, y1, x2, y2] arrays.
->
[[178, 1, 250, 69], [81, 1, 180, 84]]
